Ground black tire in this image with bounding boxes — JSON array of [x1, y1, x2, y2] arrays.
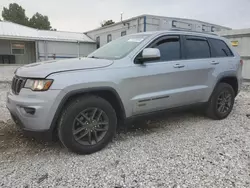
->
[[58, 95, 117, 154], [206, 83, 235, 120]]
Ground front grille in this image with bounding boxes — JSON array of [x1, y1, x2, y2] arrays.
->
[[11, 76, 26, 95]]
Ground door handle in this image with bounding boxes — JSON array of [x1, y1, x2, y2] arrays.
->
[[173, 64, 185, 68], [211, 61, 220, 65]]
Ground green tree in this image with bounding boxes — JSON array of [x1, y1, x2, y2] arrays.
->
[[101, 20, 115, 27], [1, 3, 54, 30], [2, 3, 29, 26], [29, 12, 51, 30]]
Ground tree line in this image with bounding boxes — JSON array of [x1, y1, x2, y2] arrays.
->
[[0, 3, 55, 30], [0, 3, 116, 31]]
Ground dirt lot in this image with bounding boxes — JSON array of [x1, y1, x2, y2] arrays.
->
[[0, 83, 250, 188]]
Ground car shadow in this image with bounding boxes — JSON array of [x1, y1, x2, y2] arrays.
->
[[0, 110, 203, 155], [0, 120, 63, 155], [116, 109, 204, 137]]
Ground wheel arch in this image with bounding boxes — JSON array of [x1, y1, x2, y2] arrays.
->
[[49, 87, 126, 135], [217, 76, 238, 96], [210, 75, 239, 101]]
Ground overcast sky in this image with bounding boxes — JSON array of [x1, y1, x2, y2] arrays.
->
[[1, 0, 250, 32]]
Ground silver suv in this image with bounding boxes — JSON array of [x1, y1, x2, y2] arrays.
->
[[7, 30, 243, 154]]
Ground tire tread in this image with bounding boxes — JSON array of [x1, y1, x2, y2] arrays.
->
[[206, 82, 235, 120], [58, 95, 117, 154]]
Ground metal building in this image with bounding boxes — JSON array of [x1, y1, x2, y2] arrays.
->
[[217, 29, 250, 80], [85, 14, 231, 47], [0, 21, 96, 64]]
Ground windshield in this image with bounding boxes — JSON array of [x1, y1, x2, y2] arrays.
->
[[88, 34, 151, 60]]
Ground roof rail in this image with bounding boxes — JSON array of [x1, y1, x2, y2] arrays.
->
[[169, 29, 218, 36]]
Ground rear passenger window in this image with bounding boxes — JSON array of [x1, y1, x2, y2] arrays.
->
[[153, 37, 181, 61], [185, 38, 210, 59], [209, 38, 233, 57]]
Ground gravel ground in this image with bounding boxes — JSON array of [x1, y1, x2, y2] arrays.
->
[[0, 83, 250, 188], [0, 66, 19, 83], [0, 83, 11, 123]]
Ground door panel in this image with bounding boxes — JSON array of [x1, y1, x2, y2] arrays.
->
[[177, 58, 215, 103], [124, 35, 216, 116], [127, 35, 189, 115], [121, 59, 212, 116], [130, 60, 188, 115], [179, 36, 216, 103]]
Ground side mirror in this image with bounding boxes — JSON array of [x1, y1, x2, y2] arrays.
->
[[135, 48, 161, 64]]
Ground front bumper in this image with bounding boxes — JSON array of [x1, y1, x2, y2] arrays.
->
[[6, 88, 63, 141], [9, 112, 53, 141]]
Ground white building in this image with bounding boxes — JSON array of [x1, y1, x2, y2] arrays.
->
[[85, 14, 231, 47], [217, 29, 250, 80], [0, 21, 96, 64], [0, 15, 231, 65]]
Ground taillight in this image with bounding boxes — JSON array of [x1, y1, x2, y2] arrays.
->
[[240, 60, 243, 66]]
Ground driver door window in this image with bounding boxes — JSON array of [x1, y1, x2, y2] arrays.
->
[[151, 36, 181, 62]]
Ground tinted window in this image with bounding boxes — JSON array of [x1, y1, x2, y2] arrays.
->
[[96, 37, 100, 48], [107, 34, 112, 43], [185, 38, 210, 59], [11, 43, 25, 55], [209, 38, 233, 57], [153, 37, 181, 61], [121, 31, 126, 36]]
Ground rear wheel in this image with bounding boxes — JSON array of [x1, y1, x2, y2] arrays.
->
[[58, 95, 117, 154], [206, 83, 235, 120]]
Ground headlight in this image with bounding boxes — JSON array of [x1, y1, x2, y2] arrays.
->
[[24, 79, 53, 91]]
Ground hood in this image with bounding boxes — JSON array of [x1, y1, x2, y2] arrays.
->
[[16, 57, 114, 78]]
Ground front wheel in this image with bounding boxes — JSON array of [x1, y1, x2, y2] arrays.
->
[[206, 83, 235, 120], [58, 95, 117, 154]]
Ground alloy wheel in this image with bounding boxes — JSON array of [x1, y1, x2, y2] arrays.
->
[[72, 108, 109, 145], [216, 91, 232, 114]]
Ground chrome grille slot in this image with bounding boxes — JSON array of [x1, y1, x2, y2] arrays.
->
[[11, 76, 26, 95]]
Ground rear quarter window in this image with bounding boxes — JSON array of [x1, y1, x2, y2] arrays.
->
[[209, 38, 234, 57]]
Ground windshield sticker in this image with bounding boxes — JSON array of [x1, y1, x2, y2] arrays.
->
[[128, 38, 145, 43]]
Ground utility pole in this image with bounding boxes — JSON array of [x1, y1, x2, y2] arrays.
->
[[121, 12, 123, 22]]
